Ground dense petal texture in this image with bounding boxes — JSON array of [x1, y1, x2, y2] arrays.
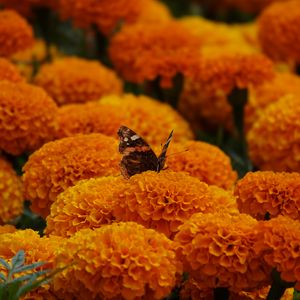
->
[[235, 171, 300, 220], [0, 58, 24, 82], [100, 94, 194, 145], [0, 81, 58, 155], [247, 95, 300, 171], [109, 21, 202, 88], [258, 0, 300, 63], [45, 176, 121, 237], [255, 216, 300, 287], [174, 212, 271, 291], [53, 223, 182, 299], [112, 171, 238, 238], [34, 57, 122, 105], [23, 134, 121, 217], [167, 141, 237, 189], [0, 10, 33, 56], [0, 158, 23, 224]]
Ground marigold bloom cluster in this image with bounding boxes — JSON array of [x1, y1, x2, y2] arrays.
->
[[0, 10, 33, 56], [58, 0, 149, 35], [245, 72, 300, 130], [100, 94, 194, 145], [109, 21, 202, 88], [174, 212, 271, 291], [235, 171, 300, 220], [0, 158, 23, 224], [23, 134, 121, 217], [167, 141, 237, 189], [255, 216, 300, 288], [55, 102, 129, 139], [0, 58, 24, 83], [0, 225, 16, 234], [258, 0, 300, 64], [112, 171, 238, 238], [53, 222, 182, 299], [247, 95, 300, 171], [45, 176, 121, 237], [34, 57, 123, 105], [179, 53, 274, 130], [0, 81, 58, 155]]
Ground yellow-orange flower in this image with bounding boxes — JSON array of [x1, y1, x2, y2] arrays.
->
[[112, 171, 238, 238], [23, 134, 121, 217], [166, 141, 237, 190], [58, 0, 149, 35], [247, 95, 300, 171], [100, 94, 194, 145], [179, 53, 274, 130], [0, 10, 33, 56], [45, 176, 122, 237], [0, 225, 17, 234], [0, 157, 23, 224], [54, 102, 129, 139], [255, 216, 300, 288], [109, 21, 202, 88], [0, 81, 58, 155], [175, 212, 271, 291], [245, 72, 300, 131], [235, 171, 300, 220], [53, 222, 182, 299], [258, 0, 300, 64], [34, 57, 123, 105], [180, 279, 213, 300], [0, 58, 24, 83]]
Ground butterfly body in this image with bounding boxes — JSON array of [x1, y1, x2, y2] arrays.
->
[[118, 126, 173, 179]]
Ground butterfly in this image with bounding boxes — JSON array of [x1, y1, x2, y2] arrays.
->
[[117, 125, 173, 179]]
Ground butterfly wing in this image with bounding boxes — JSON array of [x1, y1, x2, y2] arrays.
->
[[118, 126, 158, 179], [157, 130, 173, 172]]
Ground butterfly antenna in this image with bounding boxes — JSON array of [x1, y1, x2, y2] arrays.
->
[[166, 148, 189, 158]]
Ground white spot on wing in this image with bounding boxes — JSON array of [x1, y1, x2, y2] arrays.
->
[[131, 135, 140, 141], [124, 137, 129, 142]]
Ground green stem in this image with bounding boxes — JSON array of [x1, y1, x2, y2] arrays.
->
[[213, 287, 230, 300]]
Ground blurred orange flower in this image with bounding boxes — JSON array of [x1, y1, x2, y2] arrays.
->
[[0, 58, 24, 82], [53, 223, 182, 299], [235, 171, 300, 220], [45, 176, 121, 237], [0, 225, 17, 234], [0, 10, 33, 56], [23, 134, 121, 218], [247, 95, 300, 171], [258, 0, 300, 64], [0, 81, 58, 155], [100, 94, 194, 145], [112, 171, 238, 238], [167, 141, 237, 189], [34, 57, 123, 105], [0, 158, 23, 224], [109, 21, 202, 88], [174, 212, 271, 291]]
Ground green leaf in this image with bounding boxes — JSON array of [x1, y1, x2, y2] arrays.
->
[[11, 251, 25, 270], [0, 258, 11, 271], [293, 290, 300, 300], [0, 273, 6, 282], [12, 261, 47, 275]]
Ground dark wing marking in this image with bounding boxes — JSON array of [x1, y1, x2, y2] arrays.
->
[[157, 130, 173, 172]]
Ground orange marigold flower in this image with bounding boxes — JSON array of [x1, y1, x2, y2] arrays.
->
[[58, 0, 149, 35], [258, 0, 300, 64], [174, 212, 271, 291], [180, 279, 213, 300], [53, 222, 182, 299], [34, 57, 123, 105], [245, 72, 300, 131], [54, 102, 129, 139], [109, 21, 202, 88], [0, 58, 24, 83], [45, 176, 122, 237], [179, 53, 274, 130], [247, 95, 300, 171], [166, 141, 237, 190], [0, 10, 33, 56], [0, 225, 17, 234], [255, 216, 300, 288], [235, 171, 300, 220], [112, 171, 238, 238], [23, 134, 121, 217], [100, 94, 194, 145], [0, 157, 23, 224], [0, 81, 58, 155]]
